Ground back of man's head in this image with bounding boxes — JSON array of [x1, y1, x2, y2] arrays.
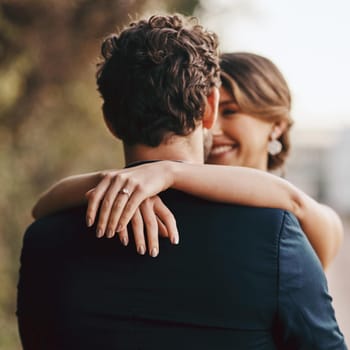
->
[[96, 14, 220, 147]]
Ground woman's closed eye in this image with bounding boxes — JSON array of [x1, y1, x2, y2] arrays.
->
[[222, 108, 237, 115], [219, 101, 240, 118], [220, 106, 239, 118]]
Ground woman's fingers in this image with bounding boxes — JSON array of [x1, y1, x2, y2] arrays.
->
[[157, 216, 169, 238], [131, 209, 146, 255], [117, 227, 129, 247], [95, 176, 126, 237], [140, 199, 159, 258], [154, 196, 179, 245], [84, 169, 178, 257], [85, 174, 114, 228], [116, 188, 148, 232], [104, 190, 132, 238], [104, 181, 139, 238]]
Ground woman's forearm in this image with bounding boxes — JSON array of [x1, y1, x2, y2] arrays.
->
[[170, 162, 299, 211], [32, 172, 103, 219], [168, 161, 343, 268]]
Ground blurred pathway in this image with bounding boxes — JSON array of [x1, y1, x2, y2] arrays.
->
[[327, 217, 350, 345]]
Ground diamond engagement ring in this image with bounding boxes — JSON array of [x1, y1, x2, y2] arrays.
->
[[119, 188, 131, 197]]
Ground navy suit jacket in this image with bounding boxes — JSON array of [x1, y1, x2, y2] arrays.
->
[[17, 189, 346, 349]]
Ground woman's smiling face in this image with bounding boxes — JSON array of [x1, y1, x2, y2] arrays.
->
[[206, 87, 274, 171]]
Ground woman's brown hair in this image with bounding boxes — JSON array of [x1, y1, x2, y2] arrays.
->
[[220, 52, 293, 171]]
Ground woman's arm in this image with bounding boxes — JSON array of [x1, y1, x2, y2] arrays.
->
[[32, 171, 103, 219], [33, 161, 344, 268], [32, 170, 179, 257], [89, 161, 343, 269], [293, 198, 343, 270], [170, 162, 343, 270]]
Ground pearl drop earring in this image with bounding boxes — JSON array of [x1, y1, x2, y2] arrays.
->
[[268, 132, 282, 156]]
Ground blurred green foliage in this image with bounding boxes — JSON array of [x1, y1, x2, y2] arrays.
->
[[0, 0, 198, 348]]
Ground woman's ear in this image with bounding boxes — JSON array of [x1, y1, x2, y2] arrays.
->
[[202, 87, 219, 130], [271, 120, 288, 139]]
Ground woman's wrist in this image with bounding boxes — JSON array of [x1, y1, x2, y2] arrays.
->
[[161, 160, 178, 190]]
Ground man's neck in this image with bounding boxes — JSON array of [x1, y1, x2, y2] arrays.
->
[[123, 127, 205, 165]]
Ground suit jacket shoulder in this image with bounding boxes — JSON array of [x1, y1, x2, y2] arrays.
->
[[275, 211, 346, 349]]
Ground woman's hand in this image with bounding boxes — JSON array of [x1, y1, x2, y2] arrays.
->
[[85, 161, 179, 257], [118, 196, 178, 257]]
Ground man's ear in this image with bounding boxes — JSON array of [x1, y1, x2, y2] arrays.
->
[[104, 116, 120, 139], [202, 87, 219, 130]]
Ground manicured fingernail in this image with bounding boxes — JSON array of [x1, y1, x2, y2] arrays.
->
[[116, 224, 122, 233], [171, 236, 179, 245], [150, 248, 158, 258], [87, 217, 93, 227], [96, 228, 103, 238], [106, 229, 114, 238], [137, 245, 146, 255], [121, 236, 128, 246]]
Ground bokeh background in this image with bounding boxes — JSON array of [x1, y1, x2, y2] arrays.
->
[[1, 0, 349, 348]]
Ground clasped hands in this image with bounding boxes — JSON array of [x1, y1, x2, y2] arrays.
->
[[85, 161, 179, 257]]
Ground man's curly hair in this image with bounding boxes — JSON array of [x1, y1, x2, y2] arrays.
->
[[96, 14, 220, 147]]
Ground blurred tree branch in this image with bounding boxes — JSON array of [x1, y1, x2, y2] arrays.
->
[[0, 0, 149, 133]]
